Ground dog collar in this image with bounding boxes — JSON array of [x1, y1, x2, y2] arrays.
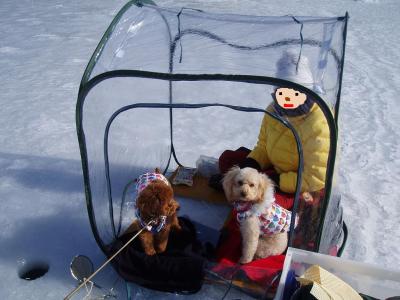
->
[[135, 209, 167, 233], [233, 201, 253, 213], [233, 201, 253, 222]]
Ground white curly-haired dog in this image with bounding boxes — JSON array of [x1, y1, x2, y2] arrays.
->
[[223, 166, 296, 264]]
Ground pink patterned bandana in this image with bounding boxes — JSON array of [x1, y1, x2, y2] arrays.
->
[[235, 202, 298, 236], [136, 172, 170, 194]]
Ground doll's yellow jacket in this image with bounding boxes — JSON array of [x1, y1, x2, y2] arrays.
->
[[248, 103, 330, 193]]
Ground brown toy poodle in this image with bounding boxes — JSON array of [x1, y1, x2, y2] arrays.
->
[[129, 170, 181, 256]]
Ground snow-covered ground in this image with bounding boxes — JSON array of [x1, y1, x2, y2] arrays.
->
[[0, 0, 399, 299]]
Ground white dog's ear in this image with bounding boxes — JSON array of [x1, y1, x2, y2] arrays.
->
[[258, 173, 275, 206], [222, 166, 240, 202]]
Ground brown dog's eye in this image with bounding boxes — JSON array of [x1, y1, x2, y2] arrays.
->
[[249, 183, 255, 187], [279, 92, 282, 95], [295, 92, 299, 96]]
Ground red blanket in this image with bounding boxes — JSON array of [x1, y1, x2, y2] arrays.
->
[[213, 195, 294, 285]]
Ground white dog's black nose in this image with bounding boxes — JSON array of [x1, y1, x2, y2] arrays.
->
[[240, 191, 247, 197]]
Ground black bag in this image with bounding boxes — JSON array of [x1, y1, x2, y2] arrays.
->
[[110, 217, 206, 294]]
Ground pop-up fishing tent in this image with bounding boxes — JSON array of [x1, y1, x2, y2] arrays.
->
[[76, 1, 348, 297]]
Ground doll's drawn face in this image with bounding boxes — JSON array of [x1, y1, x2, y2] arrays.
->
[[275, 88, 307, 109]]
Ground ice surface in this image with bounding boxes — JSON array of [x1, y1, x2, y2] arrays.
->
[[1, 0, 399, 299]]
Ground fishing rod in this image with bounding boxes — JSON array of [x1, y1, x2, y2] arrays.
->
[[64, 220, 155, 300]]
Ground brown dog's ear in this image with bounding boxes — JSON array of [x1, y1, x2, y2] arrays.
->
[[222, 166, 240, 202], [136, 193, 146, 213], [167, 199, 180, 216]]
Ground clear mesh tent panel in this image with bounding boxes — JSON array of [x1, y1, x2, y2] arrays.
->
[[77, 2, 347, 257], [85, 4, 346, 110]]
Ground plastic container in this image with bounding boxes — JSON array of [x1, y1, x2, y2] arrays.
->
[[274, 247, 400, 300], [195, 155, 219, 178]]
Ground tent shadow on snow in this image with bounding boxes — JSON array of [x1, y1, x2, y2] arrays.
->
[[0, 152, 84, 194], [0, 152, 122, 285], [0, 151, 135, 195]]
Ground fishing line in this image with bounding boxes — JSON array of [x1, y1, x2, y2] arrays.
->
[[221, 263, 241, 300], [64, 219, 155, 300], [83, 280, 94, 300]]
